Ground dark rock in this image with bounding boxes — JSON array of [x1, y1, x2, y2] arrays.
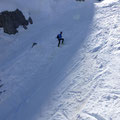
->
[[0, 9, 32, 34], [32, 42, 37, 48], [0, 14, 3, 27], [28, 17, 33, 24], [23, 25, 28, 30], [0, 84, 3, 88]]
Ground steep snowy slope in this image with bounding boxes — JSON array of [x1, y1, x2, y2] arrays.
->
[[0, 0, 94, 120], [38, 0, 120, 120], [0, 0, 120, 120]]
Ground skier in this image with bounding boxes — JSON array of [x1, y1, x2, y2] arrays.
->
[[57, 32, 64, 47]]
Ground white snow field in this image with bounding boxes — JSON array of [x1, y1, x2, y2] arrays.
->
[[0, 0, 120, 120]]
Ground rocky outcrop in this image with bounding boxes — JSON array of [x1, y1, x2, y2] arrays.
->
[[0, 9, 33, 34]]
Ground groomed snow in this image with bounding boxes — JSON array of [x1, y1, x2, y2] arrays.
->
[[0, 0, 120, 120]]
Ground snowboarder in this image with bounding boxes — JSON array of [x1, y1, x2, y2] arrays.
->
[[57, 32, 64, 47]]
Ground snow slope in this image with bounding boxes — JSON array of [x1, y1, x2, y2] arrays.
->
[[0, 0, 120, 120]]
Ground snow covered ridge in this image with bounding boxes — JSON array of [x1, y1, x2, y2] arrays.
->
[[0, 0, 88, 15]]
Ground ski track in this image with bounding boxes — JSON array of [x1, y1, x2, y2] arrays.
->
[[0, 0, 120, 120]]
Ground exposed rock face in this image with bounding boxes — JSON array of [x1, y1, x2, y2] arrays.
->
[[0, 9, 33, 34], [28, 17, 33, 24]]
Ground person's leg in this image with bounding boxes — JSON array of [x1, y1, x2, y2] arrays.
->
[[62, 38, 64, 44], [58, 39, 60, 47]]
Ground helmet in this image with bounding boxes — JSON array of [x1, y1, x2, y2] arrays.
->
[[60, 32, 62, 34]]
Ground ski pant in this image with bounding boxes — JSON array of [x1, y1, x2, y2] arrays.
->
[[58, 38, 64, 47]]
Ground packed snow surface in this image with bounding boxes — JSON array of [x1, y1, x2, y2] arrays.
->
[[0, 0, 120, 120]]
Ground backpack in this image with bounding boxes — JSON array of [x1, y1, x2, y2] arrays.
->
[[57, 34, 59, 39]]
